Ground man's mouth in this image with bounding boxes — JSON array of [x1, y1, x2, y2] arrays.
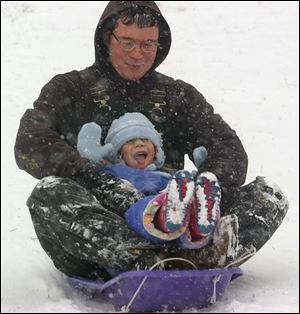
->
[[126, 62, 145, 68]]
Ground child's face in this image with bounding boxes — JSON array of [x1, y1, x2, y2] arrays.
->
[[121, 138, 156, 169]]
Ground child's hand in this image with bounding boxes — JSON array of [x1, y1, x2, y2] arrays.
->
[[77, 122, 113, 162], [193, 146, 208, 168]]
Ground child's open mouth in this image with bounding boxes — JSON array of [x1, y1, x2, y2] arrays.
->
[[134, 151, 148, 164]]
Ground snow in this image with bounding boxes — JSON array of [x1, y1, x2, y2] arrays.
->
[[1, 1, 299, 312]]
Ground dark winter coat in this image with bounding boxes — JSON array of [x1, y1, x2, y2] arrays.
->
[[14, 1, 248, 189]]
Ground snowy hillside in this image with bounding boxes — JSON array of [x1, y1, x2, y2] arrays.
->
[[1, 1, 299, 313]]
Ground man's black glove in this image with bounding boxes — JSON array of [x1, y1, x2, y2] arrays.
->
[[76, 162, 144, 216]]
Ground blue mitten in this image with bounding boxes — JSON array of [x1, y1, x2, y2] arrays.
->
[[102, 164, 171, 195], [77, 122, 113, 163], [193, 146, 208, 168]]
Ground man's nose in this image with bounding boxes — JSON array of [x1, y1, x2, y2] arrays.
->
[[128, 45, 144, 59]]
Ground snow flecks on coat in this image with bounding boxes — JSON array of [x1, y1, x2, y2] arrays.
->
[[260, 177, 289, 212], [221, 176, 288, 263], [36, 175, 62, 189], [39, 206, 50, 213]]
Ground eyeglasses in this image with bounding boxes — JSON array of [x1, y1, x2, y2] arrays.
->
[[111, 32, 159, 53]]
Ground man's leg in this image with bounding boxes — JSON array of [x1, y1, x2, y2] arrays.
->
[[220, 176, 289, 265], [155, 176, 289, 270], [27, 176, 157, 280]]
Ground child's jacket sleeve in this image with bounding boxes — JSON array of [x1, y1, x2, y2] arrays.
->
[[102, 164, 170, 195]]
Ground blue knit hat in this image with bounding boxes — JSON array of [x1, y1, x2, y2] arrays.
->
[[105, 112, 165, 169]]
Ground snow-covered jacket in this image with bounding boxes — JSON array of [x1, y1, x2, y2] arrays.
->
[[14, 1, 248, 191]]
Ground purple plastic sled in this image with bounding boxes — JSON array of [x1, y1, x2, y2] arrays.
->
[[67, 267, 242, 312]]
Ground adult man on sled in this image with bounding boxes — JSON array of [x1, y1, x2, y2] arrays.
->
[[15, 1, 288, 281]]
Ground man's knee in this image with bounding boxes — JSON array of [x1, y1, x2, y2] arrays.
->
[[26, 176, 99, 214]]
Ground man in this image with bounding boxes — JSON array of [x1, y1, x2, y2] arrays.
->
[[15, 1, 288, 280]]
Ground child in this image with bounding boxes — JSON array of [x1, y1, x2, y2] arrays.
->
[[77, 112, 221, 249]]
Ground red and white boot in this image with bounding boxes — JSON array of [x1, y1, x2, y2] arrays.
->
[[190, 171, 221, 239]]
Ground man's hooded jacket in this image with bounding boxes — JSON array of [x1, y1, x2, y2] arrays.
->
[[14, 1, 248, 189]]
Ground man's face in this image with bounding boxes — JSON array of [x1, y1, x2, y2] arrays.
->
[[121, 138, 156, 169], [108, 20, 159, 81]]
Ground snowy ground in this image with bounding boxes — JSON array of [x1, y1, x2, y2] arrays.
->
[[1, 1, 299, 313]]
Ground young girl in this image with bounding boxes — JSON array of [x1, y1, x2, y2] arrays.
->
[[77, 112, 221, 248]]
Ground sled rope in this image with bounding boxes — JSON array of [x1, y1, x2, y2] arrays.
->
[[209, 251, 257, 304], [210, 275, 221, 305], [120, 257, 198, 313], [225, 251, 257, 269]]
